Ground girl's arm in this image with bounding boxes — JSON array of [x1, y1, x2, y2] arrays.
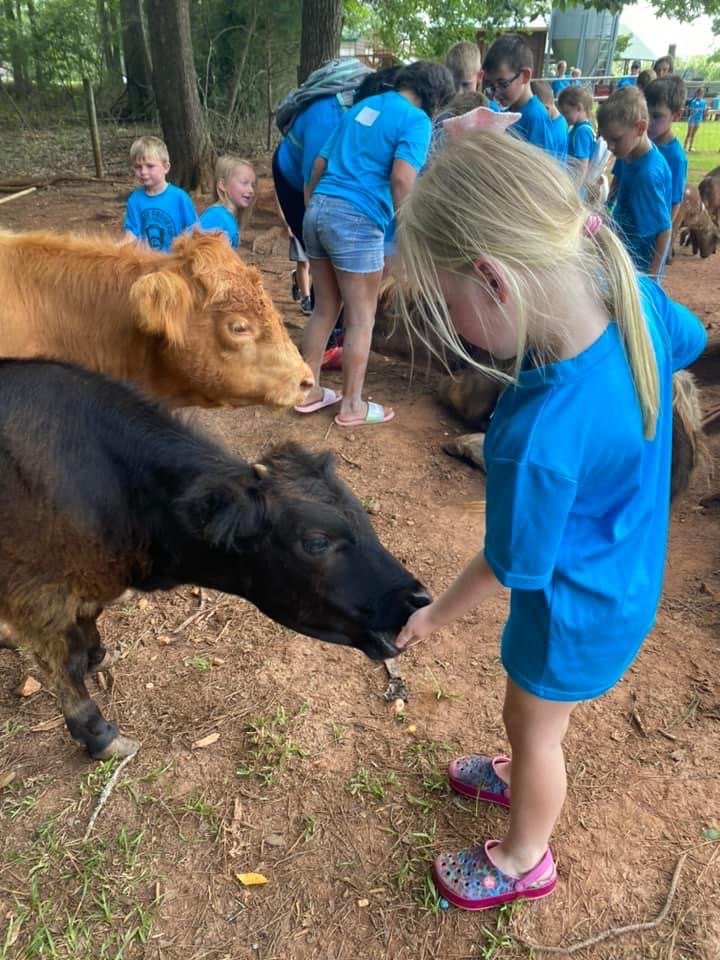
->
[[304, 156, 327, 204], [397, 551, 502, 647], [649, 228, 672, 276]]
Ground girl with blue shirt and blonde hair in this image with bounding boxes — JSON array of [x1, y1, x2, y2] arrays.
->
[[199, 155, 256, 249], [394, 130, 706, 911], [296, 60, 454, 426]]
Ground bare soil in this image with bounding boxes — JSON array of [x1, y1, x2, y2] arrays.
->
[[0, 143, 719, 960]]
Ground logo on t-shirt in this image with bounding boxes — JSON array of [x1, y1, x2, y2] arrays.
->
[[140, 208, 176, 250], [355, 106, 379, 127]]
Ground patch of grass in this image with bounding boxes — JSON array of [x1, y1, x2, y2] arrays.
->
[[672, 120, 720, 184], [1, 719, 24, 738], [184, 655, 213, 672], [181, 793, 221, 842], [301, 814, 318, 843], [79, 758, 121, 799], [478, 904, 515, 959], [329, 720, 345, 743], [404, 739, 452, 795], [0, 823, 157, 960], [0, 775, 47, 822], [427, 669, 461, 703], [236, 704, 308, 787], [346, 767, 398, 801]]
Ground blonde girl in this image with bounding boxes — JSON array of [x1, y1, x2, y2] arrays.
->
[[199, 155, 256, 249], [395, 130, 706, 911]]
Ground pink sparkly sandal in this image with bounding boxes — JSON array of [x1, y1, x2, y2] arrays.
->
[[434, 839, 556, 911], [447, 754, 511, 807]]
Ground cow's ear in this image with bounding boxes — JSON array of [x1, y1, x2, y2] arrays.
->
[[176, 475, 266, 550], [130, 272, 193, 348]]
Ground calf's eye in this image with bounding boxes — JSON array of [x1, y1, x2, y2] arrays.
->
[[302, 535, 330, 556]]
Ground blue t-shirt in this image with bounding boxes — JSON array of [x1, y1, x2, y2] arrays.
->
[[551, 77, 571, 96], [511, 95, 556, 155], [616, 76, 638, 89], [315, 91, 431, 230], [483, 276, 706, 701], [551, 114, 568, 163], [612, 144, 672, 273], [568, 119, 595, 161], [688, 97, 707, 125], [198, 204, 239, 248], [275, 95, 346, 192], [124, 184, 197, 252], [656, 137, 688, 207]]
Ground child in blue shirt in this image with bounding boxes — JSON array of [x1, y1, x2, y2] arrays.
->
[[558, 84, 597, 188], [199, 155, 256, 249], [531, 79, 568, 163], [482, 34, 555, 156], [684, 86, 707, 152], [124, 136, 197, 252], [646, 77, 688, 251], [598, 86, 672, 277], [393, 129, 706, 912]]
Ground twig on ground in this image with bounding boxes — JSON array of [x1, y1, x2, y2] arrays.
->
[[171, 601, 222, 635], [517, 852, 688, 955], [83, 749, 138, 841], [337, 451, 361, 469]]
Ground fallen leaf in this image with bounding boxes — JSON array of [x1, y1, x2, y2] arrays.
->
[[236, 872, 269, 886], [702, 827, 720, 841], [157, 635, 176, 646], [0, 770, 17, 789], [264, 833, 284, 847], [17, 675, 42, 697], [192, 732, 220, 749], [137, 598, 150, 610], [357, 898, 369, 907]]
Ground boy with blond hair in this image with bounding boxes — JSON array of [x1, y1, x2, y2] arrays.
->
[[598, 86, 672, 277], [646, 76, 688, 233], [482, 34, 555, 154], [124, 136, 197, 252], [445, 40, 483, 93], [558, 84, 596, 185]]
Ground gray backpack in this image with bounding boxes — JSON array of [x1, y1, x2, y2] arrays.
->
[[275, 57, 374, 138]]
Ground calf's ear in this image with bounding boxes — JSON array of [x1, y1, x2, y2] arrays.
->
[[175, 475, 266, 550], [129, 272, 193, 348]]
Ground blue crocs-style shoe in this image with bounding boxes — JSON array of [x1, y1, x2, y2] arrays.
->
[[447, 754, 511, 807]]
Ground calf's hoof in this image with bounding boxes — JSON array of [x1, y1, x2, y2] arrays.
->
[[92, 733, 141, 760], [442, 433, 486, 471], [87, 647, 119, 674]]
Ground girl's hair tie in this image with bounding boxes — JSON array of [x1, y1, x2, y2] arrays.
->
[[584, 213, 603, 238]]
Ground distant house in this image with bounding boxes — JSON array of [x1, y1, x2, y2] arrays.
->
[[340, 34, 398, 68]]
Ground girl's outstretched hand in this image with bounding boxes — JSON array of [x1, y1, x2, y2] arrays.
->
[[396, 603, 440, 649]]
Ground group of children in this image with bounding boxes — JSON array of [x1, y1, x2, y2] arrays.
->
[[123, 136, 256, 253], [118, 44, 708, 918]]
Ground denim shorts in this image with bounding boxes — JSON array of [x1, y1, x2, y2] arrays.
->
[[303, 194, 384, 274]]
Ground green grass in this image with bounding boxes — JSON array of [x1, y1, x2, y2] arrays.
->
[[672, 120, 720, 184]]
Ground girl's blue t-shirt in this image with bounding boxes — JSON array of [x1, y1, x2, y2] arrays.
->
[[688, 97, 707, 125], [198, 204, 239, 248], [483, 276, 706, 701], [568, 119, 595, 161], [551, 113, 569, 163], [315, 91, 431, 230], [124, 183, 197, 252]]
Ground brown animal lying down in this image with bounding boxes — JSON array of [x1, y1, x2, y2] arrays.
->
[[0, 229, 314, 409], [0, 359, 430, 760]]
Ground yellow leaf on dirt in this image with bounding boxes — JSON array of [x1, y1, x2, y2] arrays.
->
[[235, 872, 269, 886]]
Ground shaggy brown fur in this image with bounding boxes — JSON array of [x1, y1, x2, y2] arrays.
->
[[0, 229, 313, 408]]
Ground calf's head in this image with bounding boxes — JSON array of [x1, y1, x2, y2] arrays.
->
[[177, 443, 430, 660], [130, 231, 314, 408]]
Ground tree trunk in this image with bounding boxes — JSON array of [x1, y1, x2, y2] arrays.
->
[[25, 0, 42, 87], [145, 0, 213, 191], [298, 0, 342, 84], [119, 0, 153, 119], [3, 0, 28, 96]]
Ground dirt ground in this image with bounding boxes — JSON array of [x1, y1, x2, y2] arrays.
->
[[0, 140, 719, 960]]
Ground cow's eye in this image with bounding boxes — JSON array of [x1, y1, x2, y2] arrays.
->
[[302, 535, 330, 556], [228, 320, 250, 336]]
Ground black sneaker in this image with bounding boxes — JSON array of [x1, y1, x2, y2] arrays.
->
[[300, 295, 313, 316], [291, 270, 300, 302]]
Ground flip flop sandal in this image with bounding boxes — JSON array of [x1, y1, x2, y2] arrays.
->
[[294, 387, 342, 415], [448, 754, 511, 807], [434, 839, 557, 911], [334, 401, 395, 428]]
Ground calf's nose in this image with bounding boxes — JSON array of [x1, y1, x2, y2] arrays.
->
[[406, 587, 432, 610]]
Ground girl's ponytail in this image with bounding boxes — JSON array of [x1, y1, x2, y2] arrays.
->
[[591, 223, 659, 439]]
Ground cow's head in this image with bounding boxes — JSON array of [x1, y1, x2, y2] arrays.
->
[[176, 443, 431, 660], [129, 231, 314, 408]]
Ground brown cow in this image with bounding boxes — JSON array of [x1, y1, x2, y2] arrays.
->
[[675, 183, 718, 259], [0, 229, 314, 408], [698, 165, 720, 228]]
